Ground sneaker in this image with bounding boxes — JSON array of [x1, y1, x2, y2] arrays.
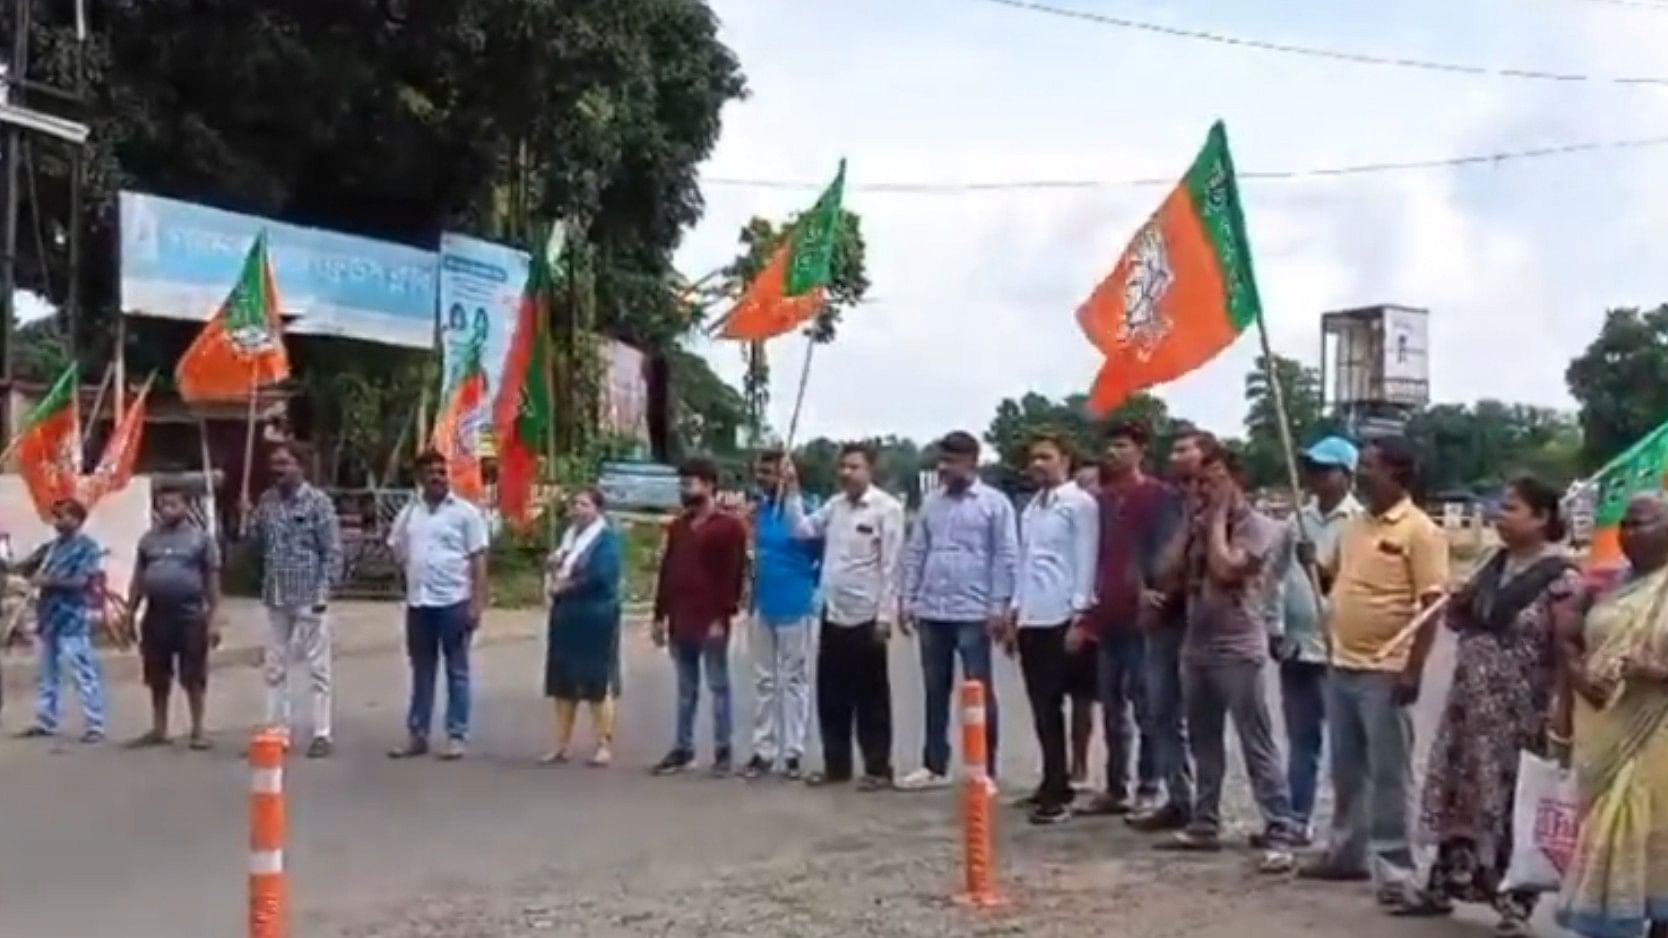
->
[[1155, 827, 1222, 852], [1028, 802, 1072, 826], [740, 755, 771, 780], [79, 729, 105, 745], [1258, 849, 1296, 874], [1126, 802, 1191, 832], [388, 737, 430, 760], [1079, 792, 1132, 816], [588, 745, 612, 767], [1248, 824, 1307, 850], [710, 748, 734, 778], [895, 768, 954, 791], [783, 757, 803, 781], [857, 773, 892, 792], [305, 736, 333, 759], [651, 749, 694, 776], [438, 738, 466, 761]]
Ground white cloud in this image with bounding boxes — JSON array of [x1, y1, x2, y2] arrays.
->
[[680, 0, 1668, 445]]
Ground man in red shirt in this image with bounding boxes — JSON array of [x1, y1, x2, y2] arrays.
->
[[651, 458, 749, 777]]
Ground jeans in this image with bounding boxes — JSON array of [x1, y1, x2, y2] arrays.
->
[[404, 601, 473, 741], [1323, 668, 1415, 884], [1280, 660, 1328, 826], [749, 617, 811, 763], [1183, 659, 1295, 837], [34, 631, 105, 734], [918, 619, 997, 776], [817, 621, 893, 780], [1017, 624, 1072, 807], [1096, 627, 1156, 800], [671, 637, 732, 756], [1142, 624, 1194, 808], [263, 606, 333, 740]]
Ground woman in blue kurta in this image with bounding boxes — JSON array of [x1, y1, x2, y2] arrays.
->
[[542, 488, 622, 766]]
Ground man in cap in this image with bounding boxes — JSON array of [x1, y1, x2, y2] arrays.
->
[[1262, 436, 1362, 843]]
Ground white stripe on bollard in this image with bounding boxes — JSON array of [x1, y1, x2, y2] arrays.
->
[[250, 768, 283, 795], [248, 850, 284, 876]]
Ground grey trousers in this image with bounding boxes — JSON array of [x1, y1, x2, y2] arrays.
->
[[1323, 668, 1414, 883], [1182, 659, 1295, 836]]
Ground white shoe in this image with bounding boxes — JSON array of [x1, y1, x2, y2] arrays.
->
[[895, 768, 954, 791], [981, 776, 999, 798]]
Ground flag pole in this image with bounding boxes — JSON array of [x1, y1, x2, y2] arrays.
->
[[783, 330, 817, 453], [1251, 312, 1328, 611], [80, 360, 114, 450], [238, 382, 259, 537], [198, 417, 219, 541]]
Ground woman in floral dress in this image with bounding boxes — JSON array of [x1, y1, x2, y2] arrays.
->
[[1405, 475, 1581, 936]]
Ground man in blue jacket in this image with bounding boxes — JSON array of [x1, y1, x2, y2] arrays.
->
[[742, 450, 821, 780]]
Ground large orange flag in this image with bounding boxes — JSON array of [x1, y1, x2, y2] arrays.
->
[[176, 232, 290, 402], [431, 343, 488, 506], [717, 161, 845, 341], [79, 376, 154, 510], [1077, 122, 1262, 415]]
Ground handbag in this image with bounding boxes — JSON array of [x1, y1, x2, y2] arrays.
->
[[1500, 749, 1580, 893]]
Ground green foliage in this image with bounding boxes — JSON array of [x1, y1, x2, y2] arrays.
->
[[667, 346, 746, 458], [1404, 401, 1582, 493], [1241, 355, 1337, 490], [983, 391, 1171, 487], [1566, 306, 1668, 471], [790, 435, 927, 505]]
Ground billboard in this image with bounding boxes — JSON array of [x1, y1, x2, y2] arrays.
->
[[437, 232, 529, 405], [119, 191, 438, 349], [1381, 306, 1429, 406], [603, 340, 650, 448], [1322, 305, 1430, 409]]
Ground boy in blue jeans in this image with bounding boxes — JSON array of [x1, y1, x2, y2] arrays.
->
[[17, 498, 107, 743]]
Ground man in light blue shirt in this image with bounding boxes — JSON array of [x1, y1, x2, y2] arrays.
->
[[1010, 433, 1098, 823], [386, 449, 490, 761], [1263, 436, 1362, 838], [898, 431, 1018, 790]]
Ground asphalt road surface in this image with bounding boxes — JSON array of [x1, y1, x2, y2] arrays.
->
[[0, 611, 1567, 937]]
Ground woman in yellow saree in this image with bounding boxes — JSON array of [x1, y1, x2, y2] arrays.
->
[[1557, 493, 1668, 938]]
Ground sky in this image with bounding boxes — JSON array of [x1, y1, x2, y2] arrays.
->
[[674, 0, 1668, 447]]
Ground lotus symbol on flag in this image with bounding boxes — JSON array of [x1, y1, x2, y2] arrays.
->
[[1119, 223, 1174, 360], [455, 405, 486, 458], [228, 322, 276, 355]]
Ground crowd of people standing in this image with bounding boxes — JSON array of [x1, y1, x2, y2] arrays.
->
[[7, 418, 1668, 938]]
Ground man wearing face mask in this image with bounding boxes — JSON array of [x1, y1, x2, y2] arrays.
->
[[897, 431, 1019, 792], [650, 457, 749, 777]]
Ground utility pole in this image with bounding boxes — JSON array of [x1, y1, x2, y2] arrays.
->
[[0, 0, 91, 443]]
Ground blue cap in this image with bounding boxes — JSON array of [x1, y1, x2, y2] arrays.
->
[[1303, 436, 1359, 473]]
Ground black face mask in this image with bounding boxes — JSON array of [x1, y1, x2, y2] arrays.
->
[[680, 492, 709, 510]]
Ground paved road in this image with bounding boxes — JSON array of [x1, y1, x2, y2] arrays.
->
[[0, 611, 1561, 937]]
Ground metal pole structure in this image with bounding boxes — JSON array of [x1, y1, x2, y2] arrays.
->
[[0, 0, 34, 445], [65, 7, 85, 368]]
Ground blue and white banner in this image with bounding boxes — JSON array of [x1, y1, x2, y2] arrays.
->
[[436, 232, 529, 400], [119, 191, 438, 349]]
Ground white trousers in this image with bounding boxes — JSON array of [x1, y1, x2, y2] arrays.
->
[[263, 606, 334, 741], [749, 617, 811, 762]]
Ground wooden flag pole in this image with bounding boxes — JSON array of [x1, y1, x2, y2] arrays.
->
[[81, 361, 114, 450], [238, 383, 259, 537], [1251, 311, 1329, 619], [783, 330, 817, 453], [198, 417, 219, 541]]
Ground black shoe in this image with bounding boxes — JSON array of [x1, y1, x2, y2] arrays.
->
[[857, 773, 892, 792], [652, 749, 694, 776], [1126, 802, 1191, 832], [1010, 788, 1043, 809], [740, 755, 771, 780], [783, 757, 803, 781], [305, 736, 333, 759], [1079, 792, 1132, 816], [710, 747, 733, 778], [388, 737, 430, 760], [1029, 802, 1072, 826]]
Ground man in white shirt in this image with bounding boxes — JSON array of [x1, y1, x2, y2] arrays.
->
[[781, 442, 905, 790], [1009, 433, 1099, 825], [386, 449, 490, 761]]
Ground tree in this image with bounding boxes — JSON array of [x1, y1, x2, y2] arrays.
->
[[1566, 306, 1668, 470], [667, 347, 746, 459], [9, 0, 746, 473], [791, 434, 925, 504], [1404, 400, 1582, 494], [711, 211, 870, 442], [983, 390, 1173, 489], [1241, 355, 1332, 490]]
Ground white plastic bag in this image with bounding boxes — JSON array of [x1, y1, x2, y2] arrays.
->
[[1500, 750, 1580, 893]]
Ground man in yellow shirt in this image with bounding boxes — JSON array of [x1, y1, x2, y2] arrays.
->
[[1299, 436, 1448, 907]]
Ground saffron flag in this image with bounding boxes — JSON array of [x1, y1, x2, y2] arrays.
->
[[176, 231, 290, 402], [432, 333, 488, 505], [491, 224, 558, 531], [79, 376, 153, 510], [717, 160, 846, 341], [1584, 418, 1668, 569], [1076, 122, 1261, 415], [17, 364, 82, 519]]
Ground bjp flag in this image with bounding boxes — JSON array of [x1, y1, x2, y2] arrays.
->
[[1076, 122, 1262, 415]]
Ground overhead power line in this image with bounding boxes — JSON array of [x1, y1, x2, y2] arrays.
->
[[700, 133, 1668, 194], [973, 0, 1668, 88]]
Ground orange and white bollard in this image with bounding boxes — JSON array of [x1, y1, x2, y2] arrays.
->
[[248, 729, 287, 938], [957, 680, 1003, 907]]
